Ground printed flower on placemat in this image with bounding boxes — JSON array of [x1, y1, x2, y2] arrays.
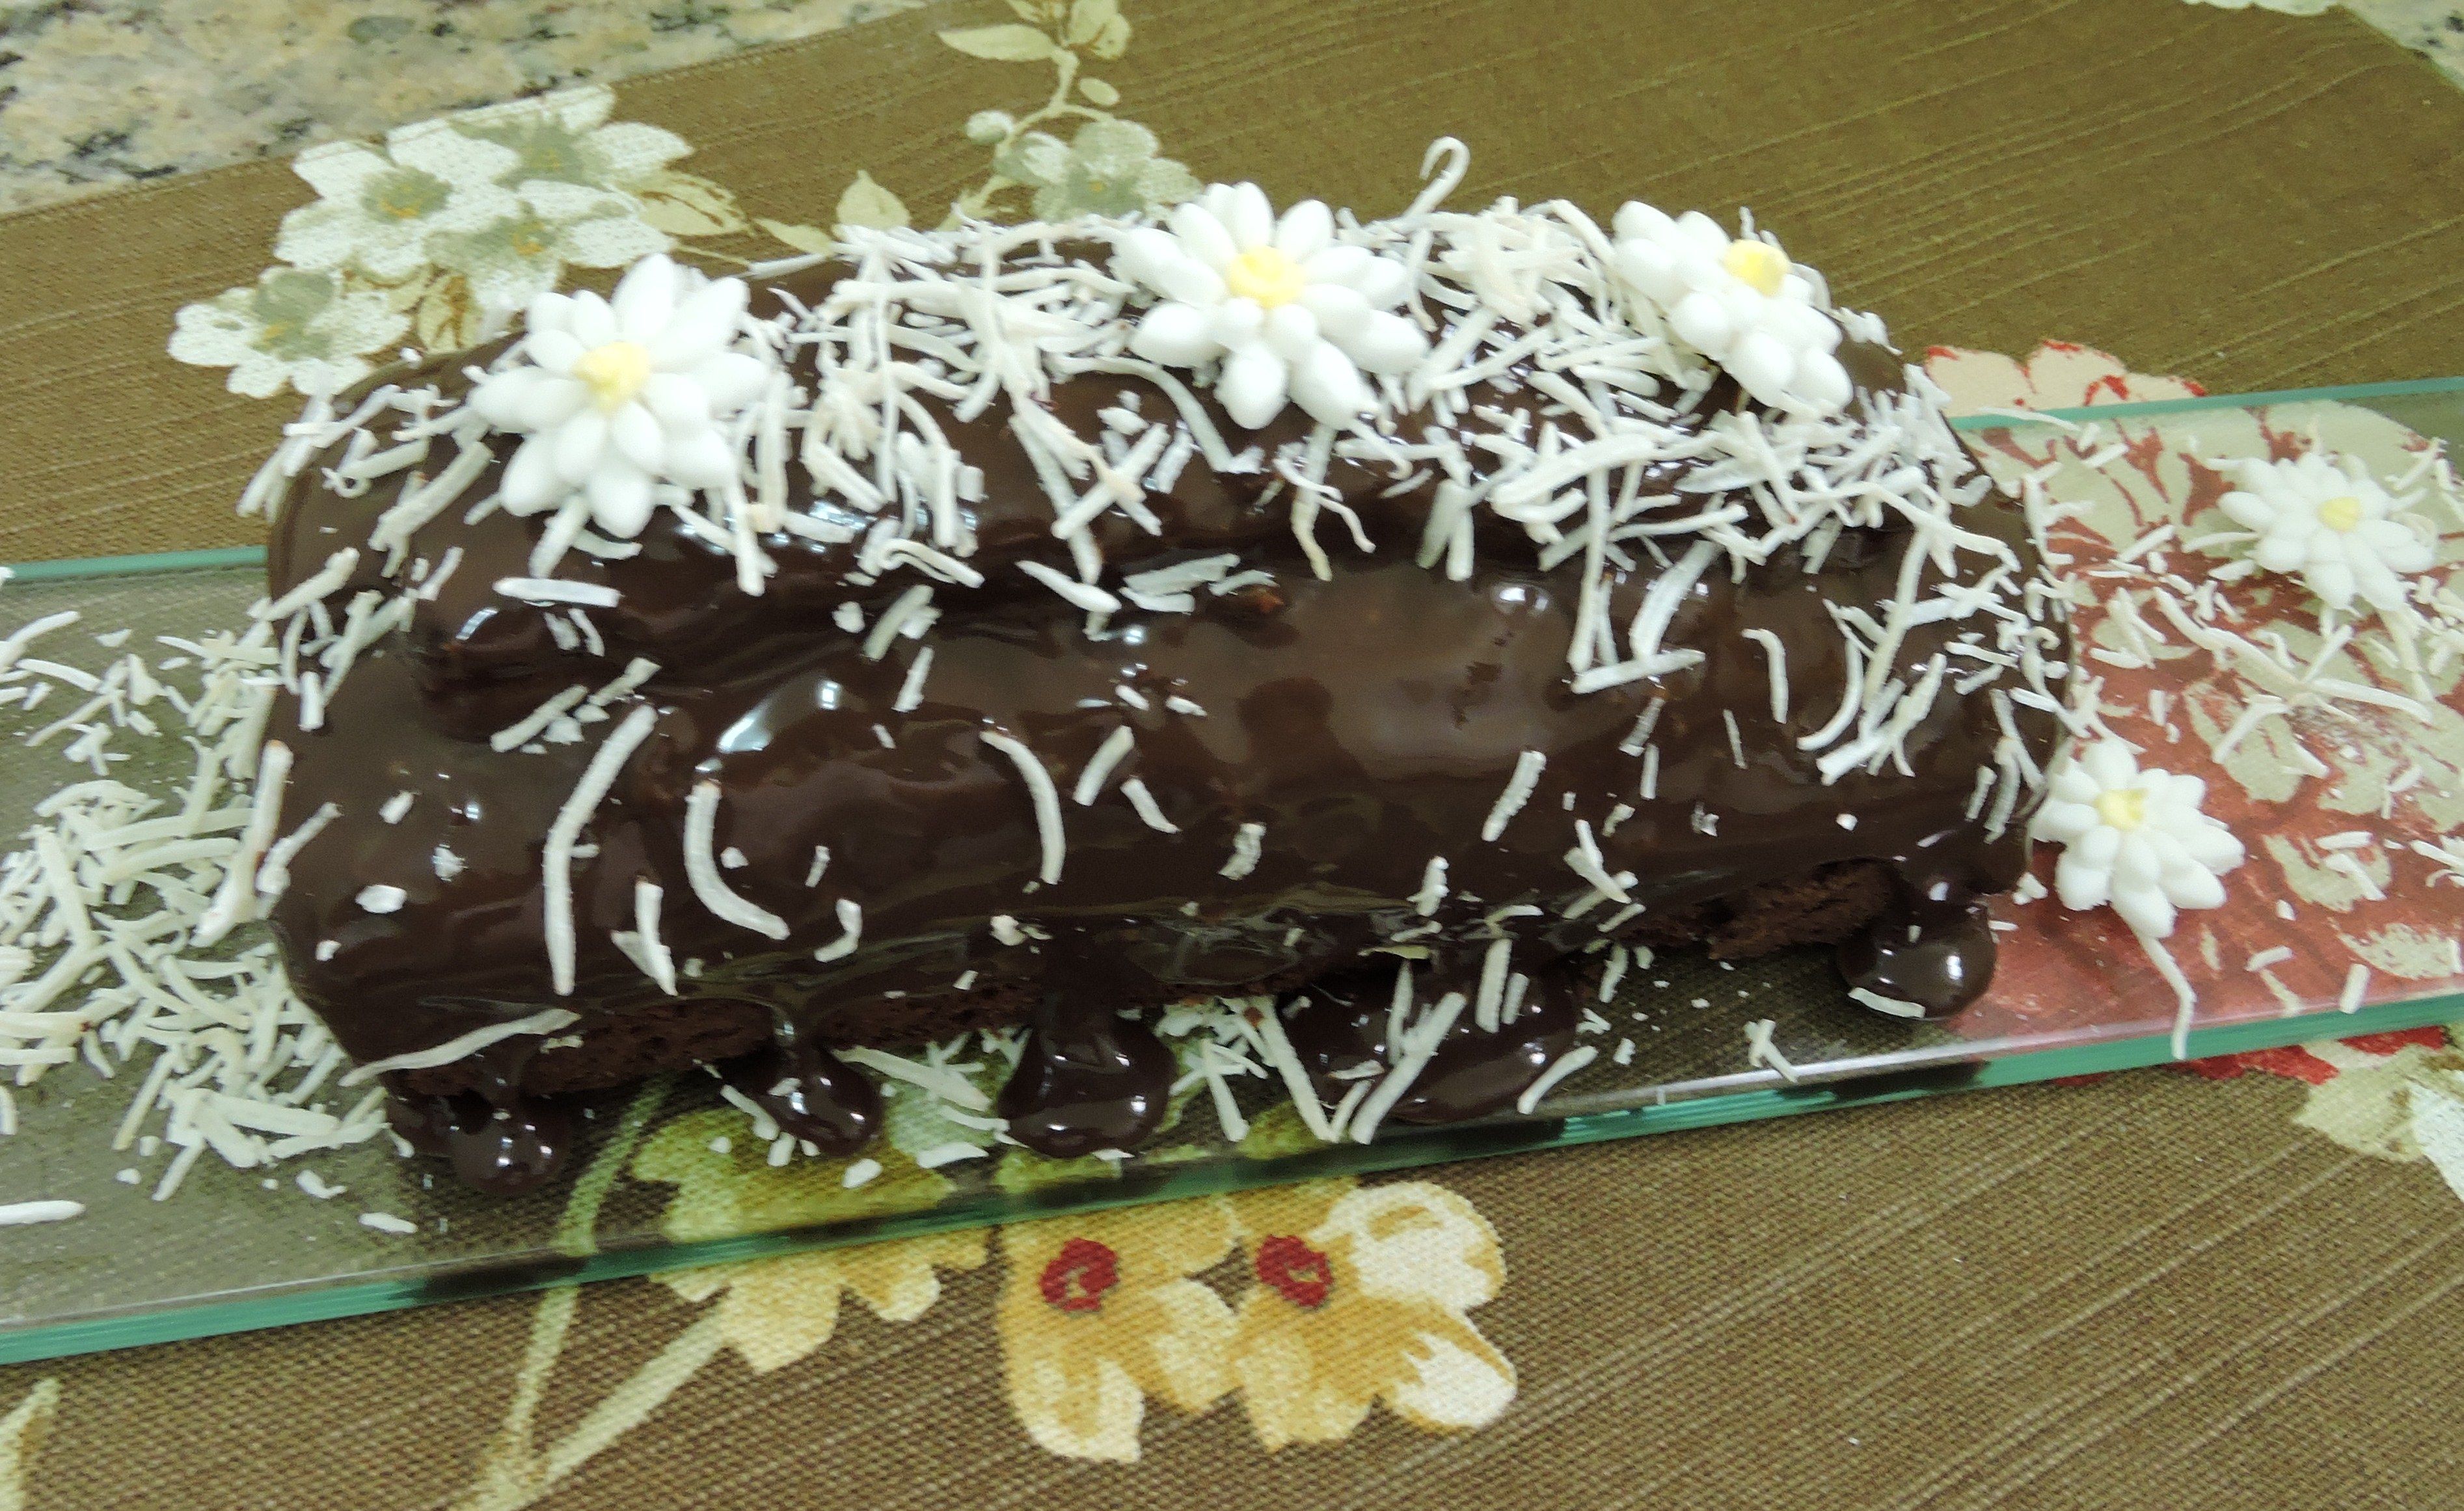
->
[[2179, 1024, 2464, 1207], [450, 84, 694, 214], [1922, 340, 2205, 415], [272, 127, 523, 282], [169, 83, 752, 396], [630, 1108, 956, 1242], [426, 206, 673, 315], [2208, 451, 2437, 616], [663, 1233, 989, 1374], [997, 118, 1200, 221], [1115, 182, 1428, 427], [1226, 1177, 1515, 1449], [166, 267, 410, 398], [994, 1197, 1240, 1462], [1612, 204, 1850, 414]]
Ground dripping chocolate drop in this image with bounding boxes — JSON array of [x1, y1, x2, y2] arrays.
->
[[994, 996, 1177, 1158]]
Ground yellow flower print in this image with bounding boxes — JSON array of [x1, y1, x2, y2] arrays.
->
[[631, 1108, 953, 1242], [994, 1197, 1239, 1462], [664, 1231, 989, 1374], [1227, 1178, 1517, 1450]]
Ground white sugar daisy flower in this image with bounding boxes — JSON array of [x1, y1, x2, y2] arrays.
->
[[2213, 451, 2436, 615], [1113, 181, 1429, 429], [1610, 204, 1850, 416], [468, 254, 771, 538], [2029, 740, 2245, 939]]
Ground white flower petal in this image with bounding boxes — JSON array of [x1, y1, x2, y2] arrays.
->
[[1302, 244, 1372, 287], [2079, 742, 2139, 788], [1167, 202, 1238, 270], [1151, 254, 1226, 309], [1791, 350, 1853, 413], [1115, 226, 1184, 287], [1273, 199, 1333, 260], [1217, 343, 1291, 429], [1298, 283, 1370, 343], [690, 351, 769, 415], [517, 377, 588, 432], [1727, 330, 1796, 407], [565, 293, 619, 350], [1351, 256, 1415, 311], [1130, 301, 1220, 366], [526, 291, 576, 339], [610, 403, 666, 475], [2254, 532, 2307, 573], [2112, 880, 2176, 939], [586, 464, 658, 538], [502, 435, 567, 511], [1668, 289, 1735, 357], [1340, 308, 1429, 375], [664, 425, 738, 488], [2305, 557, 2357, 611], [471, 368, 549, 429], [1612, 200, 1673, 243], [641, 372, 711, 429], [612, 254, 682, 341], [528, 328, 586, 375], [1263, 304, 1320, 363], [2163, 862, 2226, 913], [1290, 340, 1374, 425], [2029, 800, 2098, 844], [553, 409, 612, 483], [2054, 849, 2114, 911], [1223, 182, 1275, 249], [1208, 298, 1266, 349]]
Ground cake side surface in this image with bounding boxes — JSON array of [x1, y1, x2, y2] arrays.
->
[[247, 171, 2070, 1183]]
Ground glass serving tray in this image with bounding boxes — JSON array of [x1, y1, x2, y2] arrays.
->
[[5, 378, 2464, 1367]]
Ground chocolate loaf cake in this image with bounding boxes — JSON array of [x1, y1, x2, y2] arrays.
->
[[239, 166, 2070, 1188]]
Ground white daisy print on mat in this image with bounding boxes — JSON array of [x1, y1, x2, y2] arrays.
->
[[272, 127, 524, 284], [167, 268, 411, 399], [1114, 181, 1428, 428], [2210, 450, 2436, 616], [1611, 203, 1852, 415], [469, 253, 771, 537], [2031, 740, 2247, 940]]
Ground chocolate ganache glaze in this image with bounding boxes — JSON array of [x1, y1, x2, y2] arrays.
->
[[254, 217, 2068, 1191]]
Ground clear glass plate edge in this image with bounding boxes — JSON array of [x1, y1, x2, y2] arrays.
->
[[8, 373, 2463, 1365], [7, 985, 2457, 1367]]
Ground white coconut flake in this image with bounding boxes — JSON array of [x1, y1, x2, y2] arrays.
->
[[0, 1199, 83, 1226], [1515, 1045, 1598, 1114], [683, 781, 791, 940], [340, 1008, 580, 1085], [980, 731, 1066, 886], [1220, 821, 1267, 881], [1483, 750, 1547, 842]]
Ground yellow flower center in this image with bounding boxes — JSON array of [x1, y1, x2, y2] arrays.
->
[[571, 340, 652, 412], [2318, 494, 2364, 533], [1721, 238, 1789, 297], [2095, 788, 2147, 832], [1223, 245, 1308, 309]]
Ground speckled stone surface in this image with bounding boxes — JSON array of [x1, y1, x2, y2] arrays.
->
[[3, 0, 2461, 217], [0, 0, 929, 215]]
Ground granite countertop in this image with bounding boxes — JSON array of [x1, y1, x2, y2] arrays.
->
[[3, 0, 2462, 218], [0, 0, 930, 215]]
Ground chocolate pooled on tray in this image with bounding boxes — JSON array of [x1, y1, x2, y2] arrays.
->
[[239, 148, 2070, 1190]]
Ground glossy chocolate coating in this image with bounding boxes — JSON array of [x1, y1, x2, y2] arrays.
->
[[260, 259, 2065, 1185]]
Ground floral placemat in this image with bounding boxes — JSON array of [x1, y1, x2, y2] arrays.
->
[[12, 0, 2464, 1506]]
